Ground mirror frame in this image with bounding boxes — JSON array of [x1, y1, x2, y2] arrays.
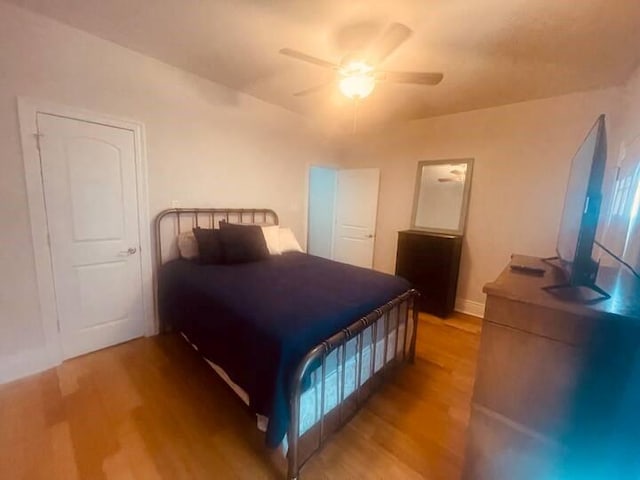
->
[[410, 158, 474, 236]]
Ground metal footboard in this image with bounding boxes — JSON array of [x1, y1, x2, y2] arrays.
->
[[287, 289, 420, 480]]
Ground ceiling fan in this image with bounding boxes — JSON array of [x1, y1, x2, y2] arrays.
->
[[438, 167, 467, 183], [279, 23, 443, 100]]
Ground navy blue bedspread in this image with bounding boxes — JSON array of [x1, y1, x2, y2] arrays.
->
[[158, 252, 411, 447]]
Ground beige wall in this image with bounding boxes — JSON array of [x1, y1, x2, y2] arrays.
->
[[340, 89, 623, 308], [0, 3, 333, 366]]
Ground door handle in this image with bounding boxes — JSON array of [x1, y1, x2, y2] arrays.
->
[[366, 234, 374, 238], [119, 247, 137, 256]]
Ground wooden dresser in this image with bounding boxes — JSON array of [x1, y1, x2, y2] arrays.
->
[[463, 255, 640, 479], [395, 230, 462, 318]]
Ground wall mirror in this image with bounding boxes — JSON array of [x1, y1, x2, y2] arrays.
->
[[410, 158, 474, 235]]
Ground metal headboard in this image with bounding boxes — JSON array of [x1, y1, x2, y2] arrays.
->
[[154, 207, 279, 266]]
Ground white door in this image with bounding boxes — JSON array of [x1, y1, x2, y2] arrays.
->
[[333, 168, 380, 268], [38, 113, 144, 359]]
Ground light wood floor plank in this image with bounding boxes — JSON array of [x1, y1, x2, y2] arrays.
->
[[0, 313, 480, 479]]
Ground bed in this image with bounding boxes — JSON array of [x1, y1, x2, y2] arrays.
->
[[155, 208, 419, 479]]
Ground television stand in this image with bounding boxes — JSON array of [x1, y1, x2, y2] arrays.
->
[[540, 256, 610, 301], [463, 255, 640, 480], [541, 281, 610, 302]]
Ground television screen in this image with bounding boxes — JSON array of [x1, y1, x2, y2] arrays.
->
[[555, 115, 607, 286]]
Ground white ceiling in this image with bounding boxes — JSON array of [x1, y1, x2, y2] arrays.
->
[[7, 0, 640, 132]]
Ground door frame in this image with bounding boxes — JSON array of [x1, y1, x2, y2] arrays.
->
[[17, 97, 154, 367], [303, 161, 341, 253], [306, 164, 339, 259]]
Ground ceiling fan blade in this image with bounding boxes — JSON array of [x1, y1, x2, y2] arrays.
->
[[293, 83, 331, 97], [366, 23, 412, 65], [279, 48, 338, 69], [379, 71, 444, 85]]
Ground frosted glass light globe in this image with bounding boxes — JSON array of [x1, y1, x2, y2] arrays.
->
[[338, 61, 375, 99]]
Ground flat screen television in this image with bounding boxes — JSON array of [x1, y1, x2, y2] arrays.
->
[[546, 114, 608, 297]]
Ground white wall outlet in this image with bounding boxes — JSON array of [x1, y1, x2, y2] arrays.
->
[[171, 200, 181, 208]]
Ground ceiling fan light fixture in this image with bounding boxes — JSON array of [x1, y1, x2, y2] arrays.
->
[[339, 74, 375, 99], [280, 30, 444, 101], [338, 61, 375, 99]]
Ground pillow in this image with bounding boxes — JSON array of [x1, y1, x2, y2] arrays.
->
[[261, 225, 281, 255], [177, 231, 199, 259], [218, 222, 270, 263], [279, 227, 303, 253], [192, 227, 224, 264]]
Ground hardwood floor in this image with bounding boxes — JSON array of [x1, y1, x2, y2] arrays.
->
[[0, 313, 481, 480]]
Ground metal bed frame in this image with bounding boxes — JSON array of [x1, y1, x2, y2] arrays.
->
[[154, 208, 419, 480]]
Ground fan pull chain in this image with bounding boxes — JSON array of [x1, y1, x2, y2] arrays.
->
[[352, 98, 359, 134]]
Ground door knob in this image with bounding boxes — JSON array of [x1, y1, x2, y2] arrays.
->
[[366, 234, 374, 238], [119, 247, 137, 255]]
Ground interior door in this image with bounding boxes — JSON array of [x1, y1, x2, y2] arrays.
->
[[333, 168, 380, 268], [37, 113, 144, 359]]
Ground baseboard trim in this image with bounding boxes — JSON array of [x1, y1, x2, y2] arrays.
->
[[455, 298, 486, 318], [0, 346, 59, 385]]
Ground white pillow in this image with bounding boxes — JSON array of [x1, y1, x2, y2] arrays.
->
[[260, 225, 281, 255], [177, 231, 199, 259], [279, 227, 303, 253]]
